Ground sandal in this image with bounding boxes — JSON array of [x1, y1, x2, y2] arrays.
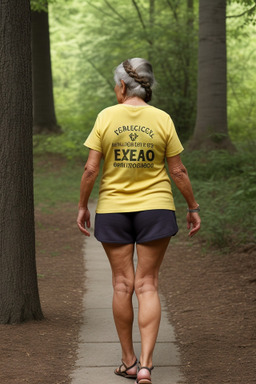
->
[[135, 365, 154, 384], [114, 358, 138, 379]]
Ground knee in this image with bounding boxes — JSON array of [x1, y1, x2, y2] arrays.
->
[[112, 275, 134, 295], [135, 275, 158, 296]]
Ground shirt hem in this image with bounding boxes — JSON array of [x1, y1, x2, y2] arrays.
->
[[95, 206, 176, 214]]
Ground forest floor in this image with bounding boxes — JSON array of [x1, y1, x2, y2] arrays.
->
[[0, 176, 256, 383], [160, 236, 256, 384]]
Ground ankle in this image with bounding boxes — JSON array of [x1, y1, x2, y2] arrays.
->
[[139, 357, 153, 369], [121, 356, 137, 374], [122, 355, 137, 367]]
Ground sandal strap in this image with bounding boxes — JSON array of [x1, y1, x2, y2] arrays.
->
[[120, 358, 137, 372], [139, 366, 154, 373]]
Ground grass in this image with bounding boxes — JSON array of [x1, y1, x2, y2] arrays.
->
[[33, 154, 101, 210]]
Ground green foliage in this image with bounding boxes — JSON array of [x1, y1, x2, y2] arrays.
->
[[49, 0, 198, 141], [48, 1, 256, 146], [181, 146, 255, 179], [30, 0, 56, 12], [33, 154, 101, 209], [34, 156, 80, 208], [227, 0, 256, 25], [34, 130, 89, 160], [227, 3, 256, 141], [173, 146, 256, 249], [31, 0, 47, 12]]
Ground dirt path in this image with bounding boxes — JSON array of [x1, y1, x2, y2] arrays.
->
[[160, 237, 256, 384], [0, 203, 255, 383]]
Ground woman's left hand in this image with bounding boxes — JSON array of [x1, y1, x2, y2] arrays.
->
[[187, 212, 201, 237], [77, 207, 91, 236]]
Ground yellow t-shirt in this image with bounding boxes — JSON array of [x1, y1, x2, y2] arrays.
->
[[85, 104, 184, 213]]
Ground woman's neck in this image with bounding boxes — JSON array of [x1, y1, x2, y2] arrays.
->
[[122, 96, 148, 106]]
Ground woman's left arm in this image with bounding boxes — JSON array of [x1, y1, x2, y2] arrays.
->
[[167, 154, 201, 237], [77, 149, 102, 236]]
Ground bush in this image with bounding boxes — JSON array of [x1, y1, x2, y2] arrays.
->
[[33, 130, 89, 160], [174, 147, 256, 249]]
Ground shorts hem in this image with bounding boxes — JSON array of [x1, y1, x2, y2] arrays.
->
[[95, 231, 178, 245], [136, 230, 178, 244], [94, 236, 134, 245]]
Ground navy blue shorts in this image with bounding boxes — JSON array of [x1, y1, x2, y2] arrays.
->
[[94, 209, 178, 244]]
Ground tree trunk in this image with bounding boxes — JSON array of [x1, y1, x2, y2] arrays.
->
[[31, 5, 61, 134], [188, 0, 235, 151], [181, 0, 196, 137], [148, 0, 155, 61], [0, 0, 44, 323]]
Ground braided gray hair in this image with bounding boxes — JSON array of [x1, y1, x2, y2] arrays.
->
[[114, 58, 155, 102]]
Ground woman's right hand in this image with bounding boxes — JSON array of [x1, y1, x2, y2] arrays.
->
[[77, 207, 91, 236], [187, 212, 201, 237]]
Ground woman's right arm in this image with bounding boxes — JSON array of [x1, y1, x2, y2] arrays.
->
[[77, 149, 102, 236], [167, 154, 201, 237]]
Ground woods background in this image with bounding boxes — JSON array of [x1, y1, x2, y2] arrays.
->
[[0, 0, 256, 323]]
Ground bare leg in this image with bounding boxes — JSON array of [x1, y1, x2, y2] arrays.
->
[[135, 237, 171, 370], [102, 243, 137, 373]]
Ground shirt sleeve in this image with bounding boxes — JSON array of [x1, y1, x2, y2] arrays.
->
[[84, 114, 103, 153], [165, 116, 184, 157]]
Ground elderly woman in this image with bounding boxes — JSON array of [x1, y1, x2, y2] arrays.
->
[[77, 58, 200, 384]]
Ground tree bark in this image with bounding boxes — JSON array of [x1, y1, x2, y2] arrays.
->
[[188, 0, 235, 151], [0, 0, 44, 323], [182, 0, 195, 135], [31, 5, 61, 134], [148, 0, 155, 61]]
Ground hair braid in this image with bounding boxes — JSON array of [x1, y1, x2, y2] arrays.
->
[[123, 60, 152, 102]]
